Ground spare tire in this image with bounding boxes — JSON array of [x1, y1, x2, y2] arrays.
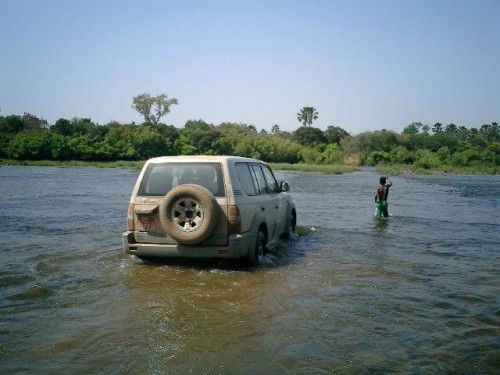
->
[[159, 184, 220, 245]]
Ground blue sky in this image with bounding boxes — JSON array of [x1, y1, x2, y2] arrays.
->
[[1, 0, 499, 135]]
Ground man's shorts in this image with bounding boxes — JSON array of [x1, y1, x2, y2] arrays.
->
[[375, 200, 389, 218]]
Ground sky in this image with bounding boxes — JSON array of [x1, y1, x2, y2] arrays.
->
[[0, 0, 499, 135]]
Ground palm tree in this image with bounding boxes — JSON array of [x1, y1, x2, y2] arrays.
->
[[445, 123, 457, 132], [297, 107, 318, 127], [432, 122, 443, 133]]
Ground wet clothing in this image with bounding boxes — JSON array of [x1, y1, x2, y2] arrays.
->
[[375, 180, 392, 218], [375, 200, 389, 218]]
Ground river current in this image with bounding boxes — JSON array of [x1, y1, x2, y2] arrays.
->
[[0, 166, 498, 374]]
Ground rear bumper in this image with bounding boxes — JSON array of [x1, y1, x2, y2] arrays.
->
[[122, 231, 255, 259]]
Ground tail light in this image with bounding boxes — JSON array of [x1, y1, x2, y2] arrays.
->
[[127, 204, 135, 231], [228, 205, 241, 234]]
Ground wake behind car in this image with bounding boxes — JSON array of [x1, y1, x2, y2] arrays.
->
[[122, 155, 296, 264]]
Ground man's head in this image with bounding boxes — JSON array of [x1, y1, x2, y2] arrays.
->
[[379, 176, 387, 185]]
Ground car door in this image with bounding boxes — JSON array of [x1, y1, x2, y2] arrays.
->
[[250, 164, 279, 239], [260, 164, 287, 238]]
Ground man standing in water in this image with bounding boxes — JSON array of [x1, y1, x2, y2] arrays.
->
[[375, 176, 392, 218]]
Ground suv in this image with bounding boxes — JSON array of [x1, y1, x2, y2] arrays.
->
[[122, 155, 296, 264]]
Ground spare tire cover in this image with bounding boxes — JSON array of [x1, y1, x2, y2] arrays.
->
[[159, 184, 220, 245]]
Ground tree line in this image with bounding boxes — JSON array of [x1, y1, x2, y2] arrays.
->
[[0, 112, 498, 170], [0, 113, 345, 164], [344, 122, 499, 169]]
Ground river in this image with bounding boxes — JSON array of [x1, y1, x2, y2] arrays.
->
[[0, 166, 498, 374]]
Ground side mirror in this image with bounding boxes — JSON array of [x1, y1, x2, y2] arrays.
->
[[280, 181, 290, 192]]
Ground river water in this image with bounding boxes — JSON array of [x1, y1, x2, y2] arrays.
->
[[0, 166, 498, 374]]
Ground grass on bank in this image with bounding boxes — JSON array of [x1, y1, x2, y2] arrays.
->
[[269, 163, 359, 174], [1, 159, 359, 174], [2, 159, 497, 175], [377, 163, 499, 175], [0, 159, 146, 169]]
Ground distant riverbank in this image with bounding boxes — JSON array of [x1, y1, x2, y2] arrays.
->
[[0, 159, 359, 174], [1, 159, 497, 175], [0, 159, 146, 169], [377, 163, 498, 175]]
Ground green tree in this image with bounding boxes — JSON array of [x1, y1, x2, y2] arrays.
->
[[421, 124, 430, 136], [0, 115, 23, 133], [366, 150, 391, 166], [401, 122, 427, 150], [324, 125, 349, 144], [7, 130, 52, 160], [456, 126, 471, 142], [218, 122, 258, 139], [293, 126, 327, 147], [49, 133, 74, 160], [211, 137, 234, 155], [271, 124, 280, 135], [450, 147, 481, 166], [51, 118, 73, 136], [103, 124, 138, 160], [131, 125, 176, 158], [274, 139, 302, 163], [0, 115, 23, 156], [181, 120, 221, 154], [390, 145, 415, 164], [414, 149, 440, 169], [356, 130, 399, 153], [320, 143, 344, 164], [66, 134, 102, 160], [480, 122, 499, 142], [486, 142, 500, 165], [51, 117, 95, 136], [131, 93, 178, 124], [445, 123, 457, 132], [184, 119, 211, 131], [436, 146, 452, 163], [152, 123, 180, 150], [432, 122, 443, 133], [0, 113, 47, 134], [427, 131, 457, 152], [297, 107, 318, 127], [21, 113, 48, 130], [403, 122, 422, 136]]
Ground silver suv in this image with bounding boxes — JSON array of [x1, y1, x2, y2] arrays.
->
[[122, 155, 296, 264]]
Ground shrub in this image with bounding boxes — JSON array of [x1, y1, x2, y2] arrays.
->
[[366, 151, 391, 166], [390, 145, 414, 164], [450, 148, 481, 166], [320, 144, 344, 164], [436, 146, 451, 163], [414, 149, 440, 169]]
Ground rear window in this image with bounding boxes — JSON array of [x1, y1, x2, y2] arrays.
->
[[138, 162, 224, 197]]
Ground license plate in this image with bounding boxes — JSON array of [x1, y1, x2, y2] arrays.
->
[[137, 215, 155, 232]]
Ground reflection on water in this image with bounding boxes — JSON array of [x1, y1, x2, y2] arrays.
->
[[0, 166, 499, 374], [373, 217, 390, 232]]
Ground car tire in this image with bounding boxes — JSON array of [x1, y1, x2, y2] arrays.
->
[[251, 229, 267, 265], [283, 211, 296, 239], [159, 184, 220, 245]]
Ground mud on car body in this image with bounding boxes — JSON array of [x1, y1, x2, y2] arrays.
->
[[122, 155, 296, 264]]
